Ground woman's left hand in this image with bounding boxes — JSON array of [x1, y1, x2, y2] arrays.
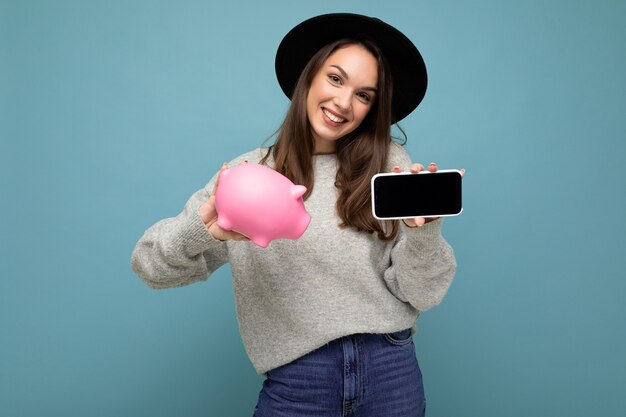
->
[[392, 162, 465, 228]]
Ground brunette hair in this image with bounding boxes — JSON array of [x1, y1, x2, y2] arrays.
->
[[261, 38, 401, 241]]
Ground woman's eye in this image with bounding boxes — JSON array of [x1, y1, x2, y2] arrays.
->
[[328, 75, 342, 84], [357, 92, 371, 102]]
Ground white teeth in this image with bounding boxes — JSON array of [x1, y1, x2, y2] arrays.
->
[[323, 108, 345, 123]]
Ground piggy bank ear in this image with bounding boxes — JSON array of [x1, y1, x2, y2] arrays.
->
[[218, 167, 231, 179], [291, 185, 307, 200]]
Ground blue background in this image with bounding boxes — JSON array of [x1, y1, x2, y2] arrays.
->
[[2, 1, 625, 416]]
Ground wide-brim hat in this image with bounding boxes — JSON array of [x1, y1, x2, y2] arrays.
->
[[275, 13, 427, 123]]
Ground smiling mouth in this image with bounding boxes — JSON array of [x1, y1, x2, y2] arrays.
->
[[322, 108, 346, 123]]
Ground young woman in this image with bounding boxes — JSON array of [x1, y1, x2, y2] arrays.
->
[[132, 13, 461, 417]]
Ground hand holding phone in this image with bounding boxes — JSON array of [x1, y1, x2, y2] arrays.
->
[[371, 163, 464, 222]]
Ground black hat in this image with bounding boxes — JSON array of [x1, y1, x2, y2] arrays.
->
[[275, 13, 428, 123]]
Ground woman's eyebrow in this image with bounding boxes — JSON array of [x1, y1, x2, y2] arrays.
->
[[331, 64, 350, 79], [330, 64, 378, 93]]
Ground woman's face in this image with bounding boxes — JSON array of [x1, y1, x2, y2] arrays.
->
[[306, 44, 378, 154]]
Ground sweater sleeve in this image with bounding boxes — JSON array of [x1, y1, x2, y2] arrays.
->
[[130, 178, 229, 290], [130, 149, 266, 289], [383, 219, 457, 311], [381, 141, 457, 311]]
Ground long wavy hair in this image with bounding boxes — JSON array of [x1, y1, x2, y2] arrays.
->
[[261, 38, 402, 241]]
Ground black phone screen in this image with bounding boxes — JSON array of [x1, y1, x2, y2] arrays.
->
[[372, 171, 462, 218]]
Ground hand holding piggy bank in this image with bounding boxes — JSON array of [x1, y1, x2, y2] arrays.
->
[[213, 163, 312, 248]]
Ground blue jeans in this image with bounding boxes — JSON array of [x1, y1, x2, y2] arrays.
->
[[252, 329, 426, 417]]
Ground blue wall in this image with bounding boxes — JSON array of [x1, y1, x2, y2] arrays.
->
[[2, 1, 625, 416]]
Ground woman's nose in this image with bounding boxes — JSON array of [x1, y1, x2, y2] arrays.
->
[[333, 90, 352, 112]]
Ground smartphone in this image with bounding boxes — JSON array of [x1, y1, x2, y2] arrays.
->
[[371, 169, 463, 220]]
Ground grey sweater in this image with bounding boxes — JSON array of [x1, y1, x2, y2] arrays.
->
[[131, 142, 457, 375]]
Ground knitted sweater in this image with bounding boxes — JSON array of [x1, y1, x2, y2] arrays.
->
[[131, 142, 457, 375]]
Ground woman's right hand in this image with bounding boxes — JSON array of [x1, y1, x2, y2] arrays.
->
[[198, 162, 250, 242]]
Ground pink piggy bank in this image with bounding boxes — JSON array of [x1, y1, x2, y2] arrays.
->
[[214, 163, 312, 248]]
